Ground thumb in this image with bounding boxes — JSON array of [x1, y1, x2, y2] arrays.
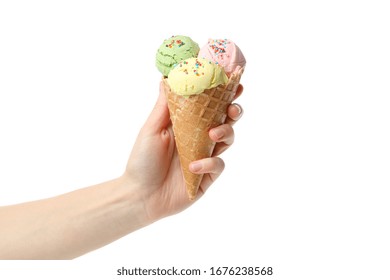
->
[[143, 81, 171, 133]]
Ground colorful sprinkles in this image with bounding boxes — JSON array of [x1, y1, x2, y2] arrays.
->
[[209, 39, 231, 60], [193, 59, 204, 76], [176, 59, 206, 76], [165, 38, 186, 48]]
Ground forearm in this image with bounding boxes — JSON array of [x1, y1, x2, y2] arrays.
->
[[0, 176, 149, 259]]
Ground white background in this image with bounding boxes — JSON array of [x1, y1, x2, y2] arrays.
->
[[1, 0, 389, 279]]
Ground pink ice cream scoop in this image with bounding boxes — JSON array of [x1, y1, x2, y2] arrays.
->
[[198, 39, 246, 76]]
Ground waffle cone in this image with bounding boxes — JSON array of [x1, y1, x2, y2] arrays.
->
[[163, 67, 244, 200]]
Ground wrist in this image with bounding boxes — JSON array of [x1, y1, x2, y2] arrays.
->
[[114, 175, 154, 229], [119, 172, 168, 224]]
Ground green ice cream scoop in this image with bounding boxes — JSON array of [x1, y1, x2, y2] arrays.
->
[[156, 35, 200, 77]]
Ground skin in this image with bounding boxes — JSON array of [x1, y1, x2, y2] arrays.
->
[[0, 83, 244, 259]]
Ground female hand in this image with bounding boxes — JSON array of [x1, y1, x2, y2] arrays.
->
[[124, 82, 244, 222]]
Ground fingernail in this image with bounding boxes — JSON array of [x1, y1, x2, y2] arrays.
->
[[190, 161, 202, 172], [233, 103, 243, 116], [211, 128, 224, 140]]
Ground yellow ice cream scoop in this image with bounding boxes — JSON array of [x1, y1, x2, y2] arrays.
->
[[167, 57, 228, 97]]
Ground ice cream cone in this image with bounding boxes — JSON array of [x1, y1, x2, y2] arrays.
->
[[163, 67, 244, 200]]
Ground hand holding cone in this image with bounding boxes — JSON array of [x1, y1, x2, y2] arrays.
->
[[156, 36, 246, 200]]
